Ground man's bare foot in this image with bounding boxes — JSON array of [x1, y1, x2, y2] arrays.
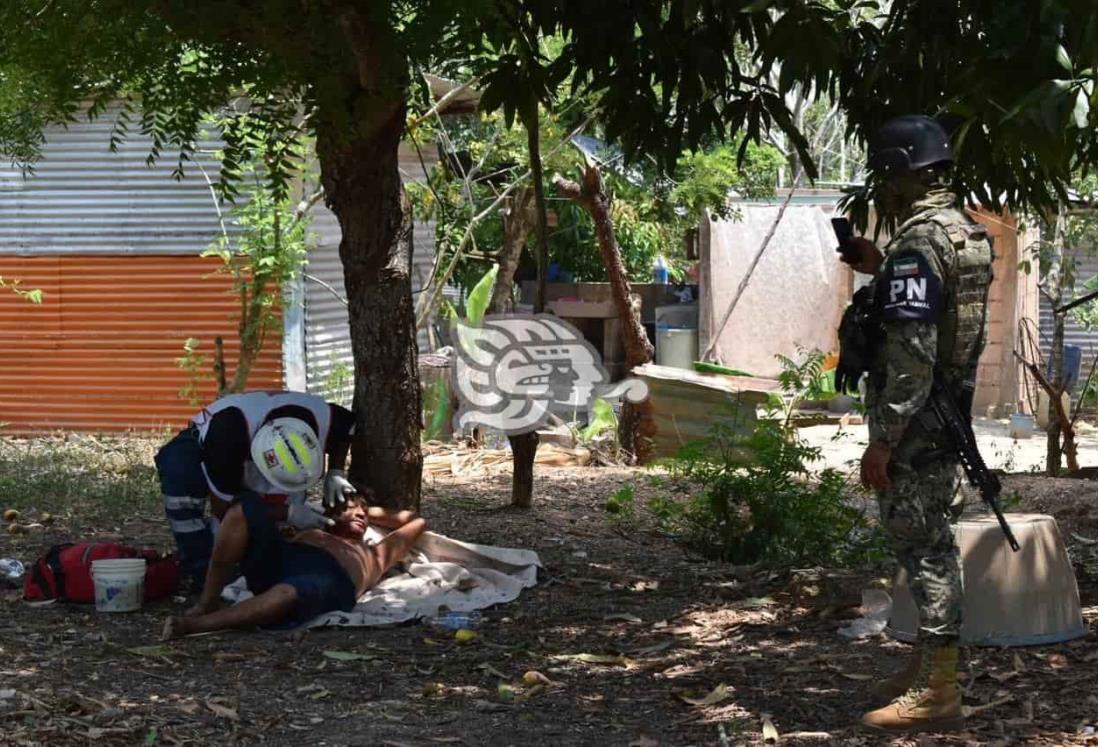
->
[[161, 616, 191, 641]]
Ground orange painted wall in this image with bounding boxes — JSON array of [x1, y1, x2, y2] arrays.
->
[[0, 255, 283, 434]]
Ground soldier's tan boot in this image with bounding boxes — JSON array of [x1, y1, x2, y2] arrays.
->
[[861, 646, 964, 733], [869, 648, 923, 703]]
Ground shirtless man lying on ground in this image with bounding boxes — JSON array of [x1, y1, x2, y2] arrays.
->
[[163, 493, 425, 638]]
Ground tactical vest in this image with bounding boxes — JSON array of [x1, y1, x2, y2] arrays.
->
[[887, 205, 994, 388]]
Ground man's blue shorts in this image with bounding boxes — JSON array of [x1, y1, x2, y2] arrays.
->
[[236, 494, 357, 628]]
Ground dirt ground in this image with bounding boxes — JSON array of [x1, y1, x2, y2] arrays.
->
[[2, 438, 1098, 746]]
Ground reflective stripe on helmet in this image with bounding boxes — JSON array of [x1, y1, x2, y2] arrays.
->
[[272, 436, 300, 475], [287, 431, 314, 469]]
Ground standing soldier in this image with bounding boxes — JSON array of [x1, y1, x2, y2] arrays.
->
[[837, 115, 993, 733]]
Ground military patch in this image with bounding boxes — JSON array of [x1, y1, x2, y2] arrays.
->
[[878, 251, 942, 322], [263, 449, 279, 468], [893, 258, 919, 277]]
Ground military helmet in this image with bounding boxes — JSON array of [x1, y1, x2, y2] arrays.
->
[[867, 115, 953, 176]]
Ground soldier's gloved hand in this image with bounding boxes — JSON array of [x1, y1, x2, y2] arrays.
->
[[323, 469, 355, 509], [287, 502, 335, 530]]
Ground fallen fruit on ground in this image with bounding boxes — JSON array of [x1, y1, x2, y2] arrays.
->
[[455, 629, 477, 644], [3, 509, 18, 522], [523, 670, 551, 687]]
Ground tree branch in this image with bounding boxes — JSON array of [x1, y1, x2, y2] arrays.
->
[[406, 75, 482, 135], [414, 117, 592, 330], [304, 272, 349, 307]]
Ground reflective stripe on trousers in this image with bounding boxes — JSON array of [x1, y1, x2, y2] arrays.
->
[[155, 425, 214, 584]]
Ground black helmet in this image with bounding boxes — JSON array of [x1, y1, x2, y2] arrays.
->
[[867, 115, 953, 176]]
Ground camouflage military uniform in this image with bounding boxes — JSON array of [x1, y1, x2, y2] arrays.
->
[[866, 188, 994, 646]]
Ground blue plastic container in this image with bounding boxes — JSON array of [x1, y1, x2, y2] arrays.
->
[[1047, 344, 1083, 394], [652, 255, 669, 284]]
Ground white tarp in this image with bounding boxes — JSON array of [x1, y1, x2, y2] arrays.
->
[[700, 204, 848, 379]]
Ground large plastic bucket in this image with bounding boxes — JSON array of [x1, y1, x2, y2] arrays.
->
[[655, 327, 699, 370], [91, 558, 146, 612]]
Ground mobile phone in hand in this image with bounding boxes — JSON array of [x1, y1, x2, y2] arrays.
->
[[831, 216, 859, 264]]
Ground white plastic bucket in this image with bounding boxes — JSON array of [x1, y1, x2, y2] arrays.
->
[[655, 327, 699, 370], [91, 558, 146, 612]]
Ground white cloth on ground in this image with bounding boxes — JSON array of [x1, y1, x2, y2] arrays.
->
[[220, 529, 541, 628]]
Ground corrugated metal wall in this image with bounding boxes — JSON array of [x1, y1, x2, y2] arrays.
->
[[1039, 250, 1098, 367], [303, 143, 439, 402], [0, 109, 227, 255], [0, 108, 281, 434], [0, 255, 282, 433]]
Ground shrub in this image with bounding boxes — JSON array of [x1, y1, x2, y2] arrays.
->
[[651, 418, 885, 567]]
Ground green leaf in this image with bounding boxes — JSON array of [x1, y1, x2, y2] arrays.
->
[[582, 398, 617, 441], [1074, 89, 1091, 129], [1056, 44, 1072, 73], [465, 264, 498, 326]]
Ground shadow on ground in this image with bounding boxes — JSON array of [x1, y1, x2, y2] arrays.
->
[[2, 455, 1097, 745]]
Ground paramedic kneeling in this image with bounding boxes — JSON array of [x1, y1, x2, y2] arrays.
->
[[154, 391, 358, 587]]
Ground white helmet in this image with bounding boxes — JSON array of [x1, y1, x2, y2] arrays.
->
[[250, 417, 324, 493]]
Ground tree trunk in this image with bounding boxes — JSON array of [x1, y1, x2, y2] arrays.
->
[[489, 185, 535, 314], [314, 31, 421, 509], [552, 164, 656, 462], [490, 184, 540, 506], [507, 104, 550, 509], [1046, 205, 1068, 476]]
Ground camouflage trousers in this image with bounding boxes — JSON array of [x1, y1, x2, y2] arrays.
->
[[878, 452, 964, 646]]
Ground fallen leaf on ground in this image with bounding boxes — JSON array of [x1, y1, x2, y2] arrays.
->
[[676, 683, 732, 707], [551, 653, 634, 667], [1012, 653, 1026, 672], [1048, 653, 1069, 669], [604, 613, 643, 624], [730, 596, 773, 610], [632, 640, 677, 657], [476, 663, 509, 679], [761, 714, 780, 743], [205, 698, 239, 721], [839, 672, 874, 681], [322, 650, 374, 662], [213, 652, 246, 663]]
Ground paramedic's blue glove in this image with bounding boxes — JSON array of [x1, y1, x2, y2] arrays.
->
[[323, 469, 355, 509], [287, 502, 334, 530]]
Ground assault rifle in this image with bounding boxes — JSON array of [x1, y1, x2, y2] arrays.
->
[[920, 378, 1021, 552]]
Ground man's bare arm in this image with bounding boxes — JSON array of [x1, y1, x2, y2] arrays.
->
[[366, 506, 419, 530]]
